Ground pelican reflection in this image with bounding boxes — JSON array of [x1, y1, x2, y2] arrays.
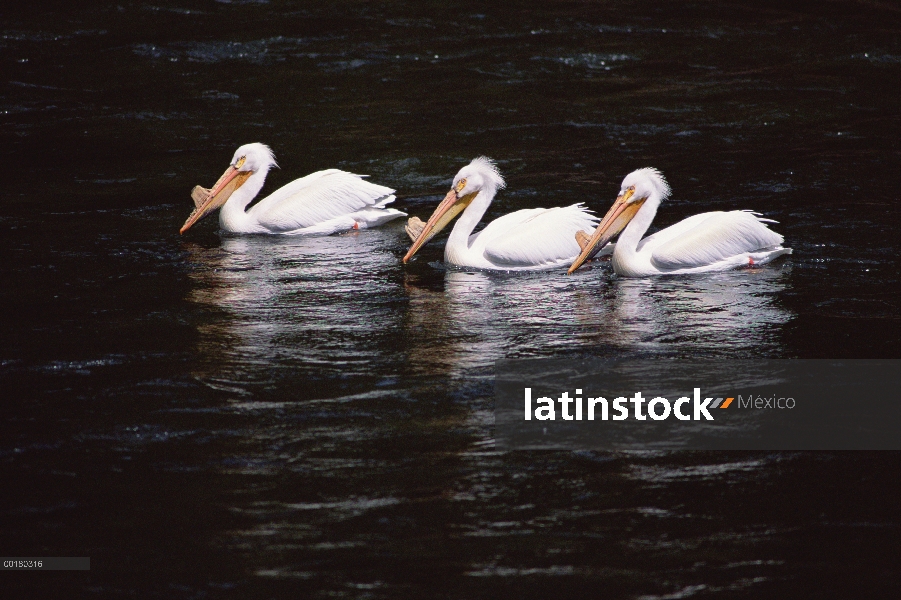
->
[[403, 266, 793, 376], [184, 229, 407, 387], [607, 268, 792, 355]]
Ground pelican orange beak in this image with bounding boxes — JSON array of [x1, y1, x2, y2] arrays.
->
[[180, 157, 252, 234], [567, 188, 645, 274], [402, 185, 477, 263]]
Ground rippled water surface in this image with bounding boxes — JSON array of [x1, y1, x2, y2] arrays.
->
[[2, 1, 900, 598]]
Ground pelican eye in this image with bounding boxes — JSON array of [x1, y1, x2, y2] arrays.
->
[[455, 178, 467, 193], [235, 156, 247, 169]]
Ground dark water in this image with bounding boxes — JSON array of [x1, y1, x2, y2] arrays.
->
[[2, 1, 900, 598]]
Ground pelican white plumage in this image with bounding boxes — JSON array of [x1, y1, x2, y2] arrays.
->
[[180, 143, 405, 235], [567, 168, 791, 276], [402, 157, 599, 271]]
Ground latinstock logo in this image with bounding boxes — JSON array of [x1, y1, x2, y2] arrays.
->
[[519, 388, 794, 422], [497, 359, 897, 451]]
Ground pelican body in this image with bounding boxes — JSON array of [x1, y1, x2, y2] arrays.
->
[[403, 157, 599, 271], [568, 168, 791, 276], [180, 143, 405, 235]]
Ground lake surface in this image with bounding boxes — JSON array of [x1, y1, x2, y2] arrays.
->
[[2, 1, 899, 598]]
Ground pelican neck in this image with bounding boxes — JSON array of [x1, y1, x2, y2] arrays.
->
[[218, 167, 269, 232], [615, 195, 661, 257], [447, 187, 496, 249]]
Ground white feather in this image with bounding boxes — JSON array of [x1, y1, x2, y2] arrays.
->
[[207, 144, 404, 235], [413, 157, 600, 271], [251, 170, 396, 232], [481, 205, 598, 268], [601, 168, 792, 277], [649, 211, 784, 270]]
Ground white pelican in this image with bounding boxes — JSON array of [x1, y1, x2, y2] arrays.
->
[[402, 157, 600, 271], [180, 143, 405, 235], [567, 168, 792, 276]]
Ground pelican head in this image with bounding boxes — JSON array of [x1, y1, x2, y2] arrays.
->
[[402, 157, 506, 263], [567, 168, 671, 274], [180, 143, 278, 234]]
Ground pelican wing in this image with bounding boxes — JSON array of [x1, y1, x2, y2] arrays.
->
[[650, 211, 784, 270], [481, 204, 598, 267], [250, 169, 396, 232]]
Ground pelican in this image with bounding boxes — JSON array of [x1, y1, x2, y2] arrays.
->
[[180, 143, 405, 235], [567, 168, 792, 276], [402, 157, 600, 271]]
